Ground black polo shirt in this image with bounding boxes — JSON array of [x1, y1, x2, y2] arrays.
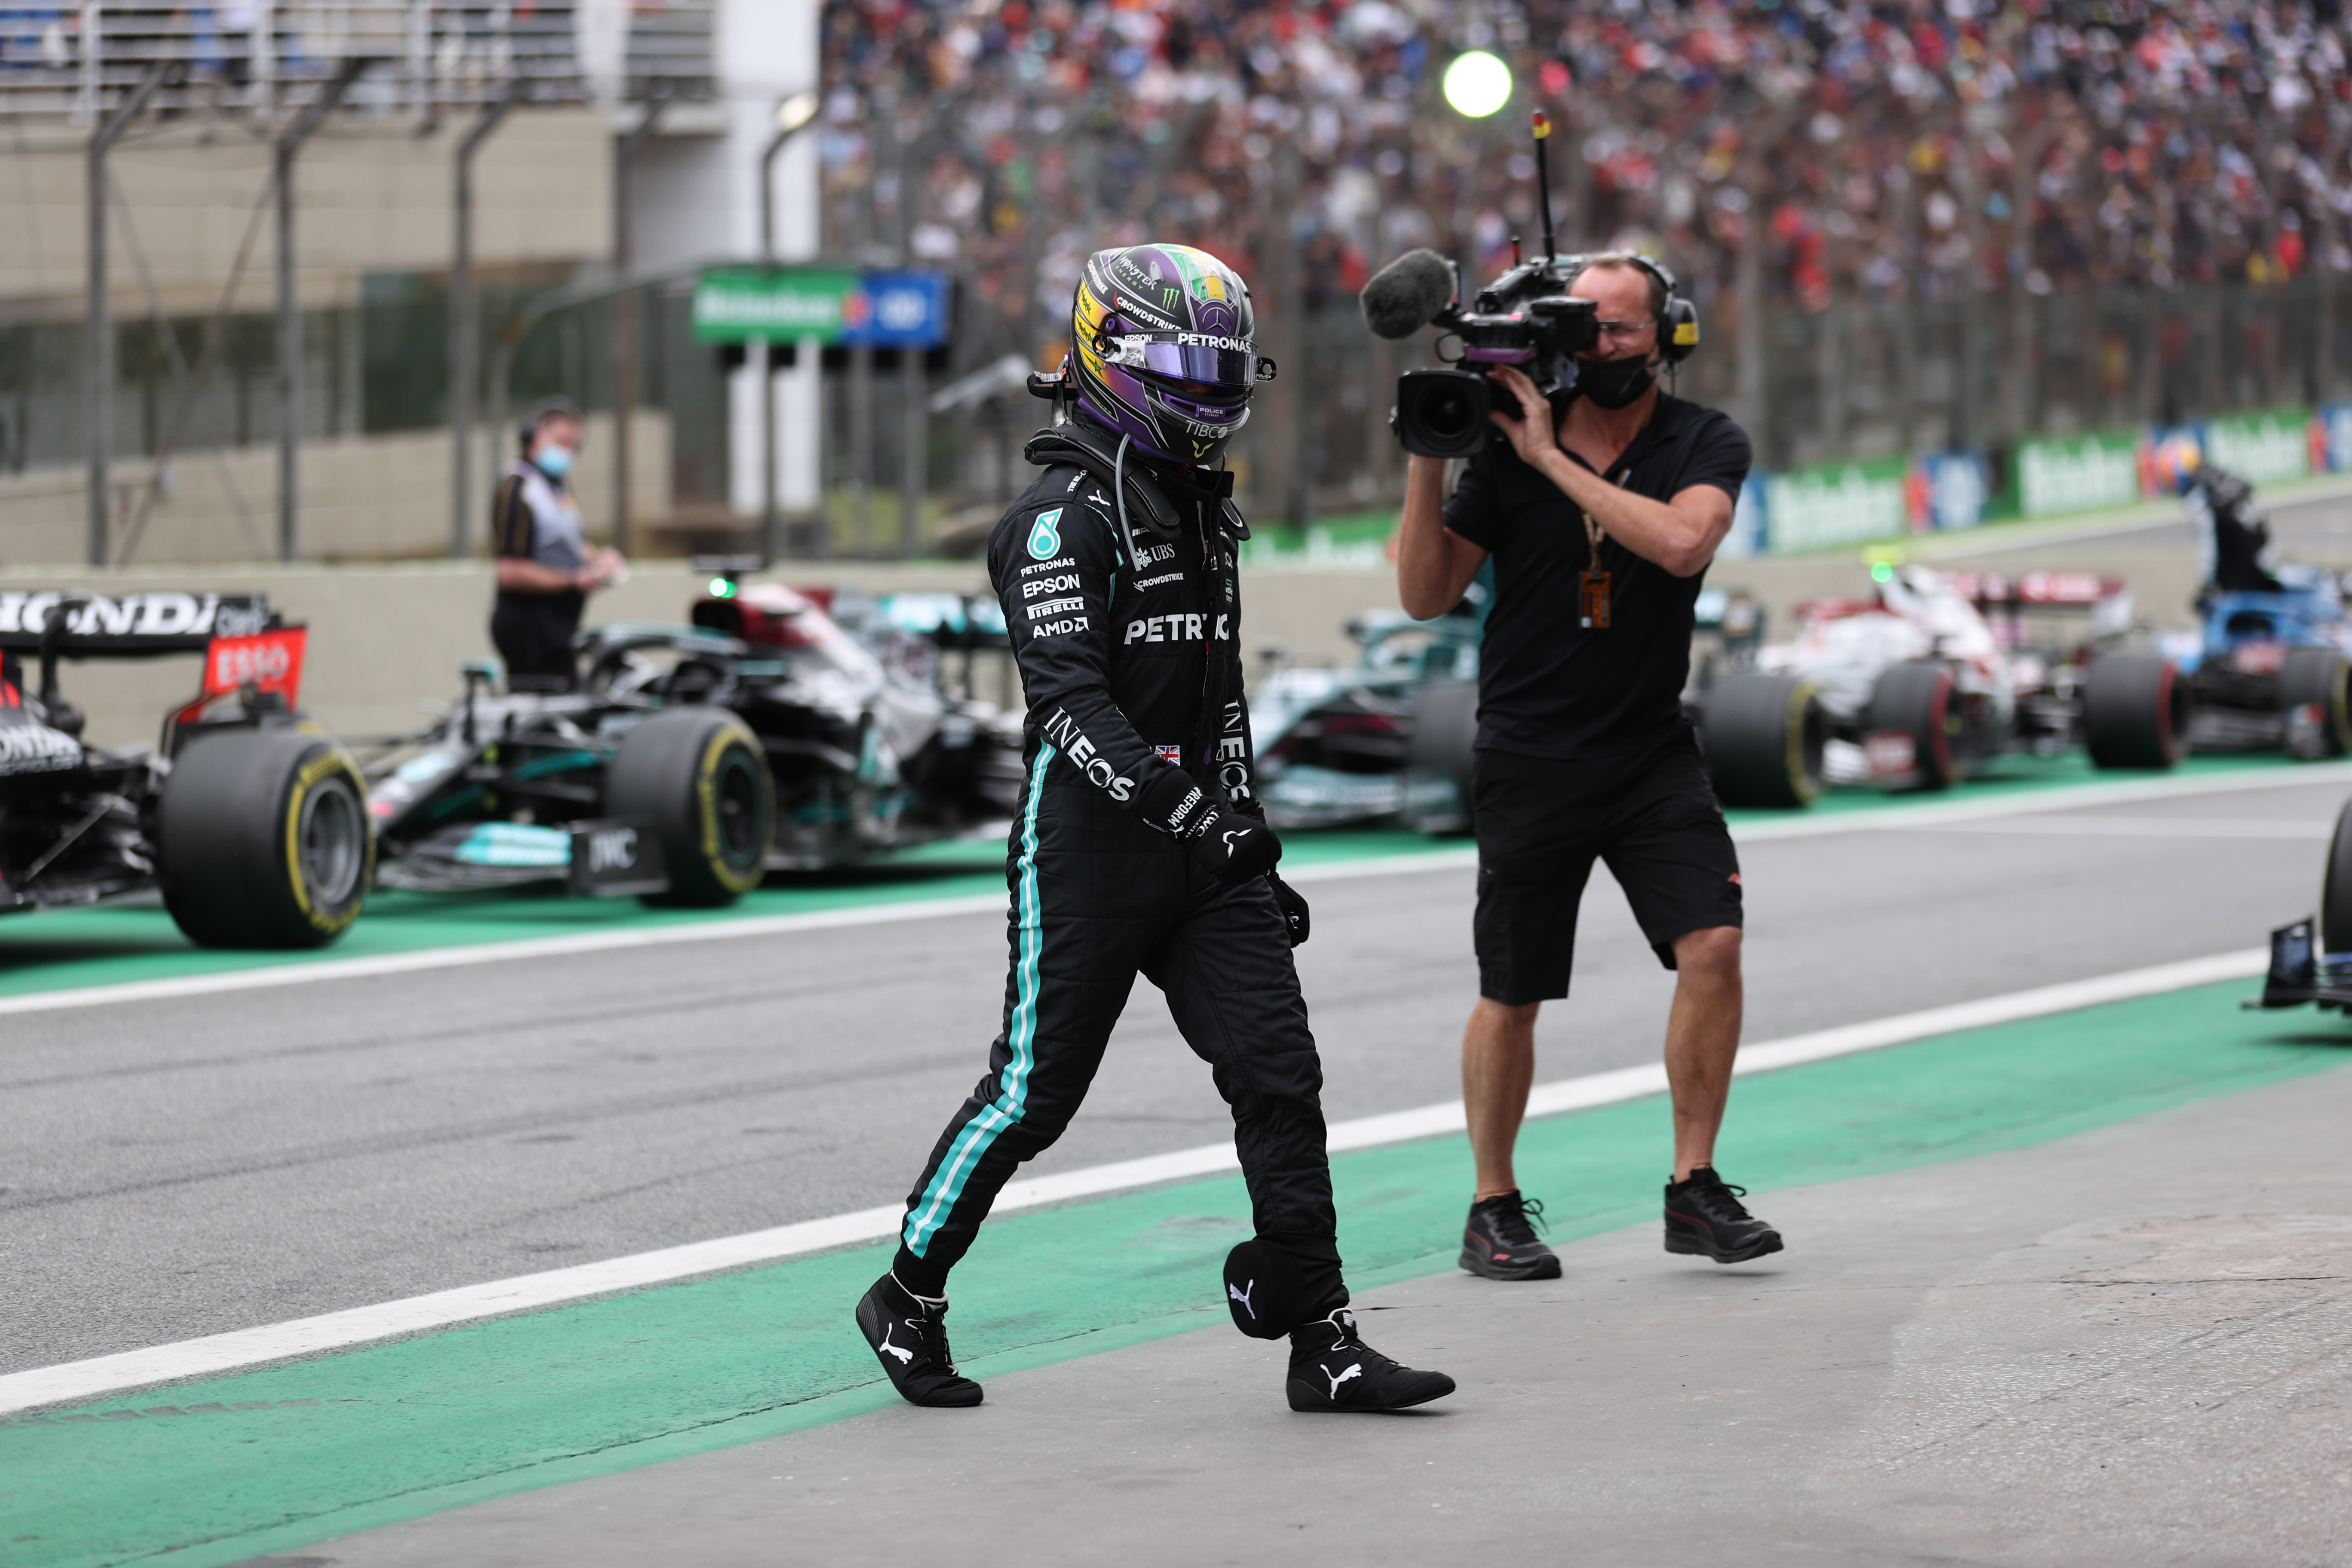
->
[[1441, 392, 1752, 761]]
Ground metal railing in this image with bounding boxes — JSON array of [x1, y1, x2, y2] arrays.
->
[[0, 1, 715, 121]]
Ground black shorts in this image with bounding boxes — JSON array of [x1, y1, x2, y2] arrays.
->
[[1472, 728, 1743, 1005], [491, 591, 582, 689]]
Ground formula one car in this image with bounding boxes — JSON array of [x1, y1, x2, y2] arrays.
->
[[361, 582, 1023, 900], [2152, 453, 2352, 758], [1695, 564, 2189, 808], [0, 589, 371, 947], [1250, 602, 1483, 833], [2252, 793, 2352, 1014], [2159, 579, 2352, 758], [1250, 580, 1760, 835]]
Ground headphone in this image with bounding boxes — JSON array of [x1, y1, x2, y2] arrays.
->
[[518, 396, 582, 455], [1572, 254, 1699, 364]]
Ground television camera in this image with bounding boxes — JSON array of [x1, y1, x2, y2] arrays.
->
[[1360, 110, 1697, 458]]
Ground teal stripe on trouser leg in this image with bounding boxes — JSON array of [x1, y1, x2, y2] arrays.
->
[[903, 744, 1055, 1254]]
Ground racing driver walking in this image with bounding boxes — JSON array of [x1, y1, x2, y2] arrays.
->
[[855, 244, 1454, 1415]]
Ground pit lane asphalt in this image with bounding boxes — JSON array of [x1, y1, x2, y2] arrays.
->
[[3, 772, 2343, 1375], [1970, 476, 2352, 560]]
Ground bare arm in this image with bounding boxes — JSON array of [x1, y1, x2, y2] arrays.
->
[[1486, 364, 1734, 578], [496, 547, 622, 595], [496, 557, 585, 594], [1396, 454, 1491, 620]]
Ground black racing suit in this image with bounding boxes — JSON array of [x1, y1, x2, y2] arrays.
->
[[888, 432, 1344, 1325]]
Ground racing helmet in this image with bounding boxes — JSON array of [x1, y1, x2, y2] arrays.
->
[[1069, 243, 1272, 468], [2152, 431, 2204, 496]]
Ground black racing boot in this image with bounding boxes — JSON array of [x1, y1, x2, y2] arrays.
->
[[855, 1271, 983, 1408], [1663, 1167, 1784, 1264], [1459, 1190, 1562, 1281], [1285, 1309, 1456, 1413]]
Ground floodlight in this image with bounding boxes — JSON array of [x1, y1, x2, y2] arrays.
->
[[1442, 52, 1512, 118], [776, 91, 820, 136]]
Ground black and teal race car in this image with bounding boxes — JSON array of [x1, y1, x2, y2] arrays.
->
[[358, 582, 1024, 902]]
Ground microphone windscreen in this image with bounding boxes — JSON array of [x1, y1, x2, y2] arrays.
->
[[1359, 249, 1455, 340]]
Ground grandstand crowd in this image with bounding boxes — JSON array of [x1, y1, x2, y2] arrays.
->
[[818, 0, 2352, 359]]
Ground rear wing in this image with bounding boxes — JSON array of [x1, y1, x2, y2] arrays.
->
[[1945, 571, 2128, 611], [1945, 571, 2136, 643], [0, 590, 277, 655]]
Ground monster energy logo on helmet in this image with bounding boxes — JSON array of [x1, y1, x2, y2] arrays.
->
[[1070, 243, 1268, 469]]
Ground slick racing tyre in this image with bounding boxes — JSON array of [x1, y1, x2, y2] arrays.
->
[[159, 727, 373, 948], [2279, 647, 2352, 759], [1700, 672, 1825, 808], [2082, 650, 2190, 770], [1865, 660, 1960, 792], [2320, 796, 2352, 956], [606, 707, 773, 906], [1401, 678, 1479, 836]]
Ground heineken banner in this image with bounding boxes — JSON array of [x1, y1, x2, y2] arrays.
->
[[2015, 429, 2144, 517], [691, 267, 952, 348], [2201, 407, 2313, 484], [1765, 457, 1910, 552]]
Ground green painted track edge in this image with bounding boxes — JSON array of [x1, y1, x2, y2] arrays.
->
[[12, 981, 2348, 1568]]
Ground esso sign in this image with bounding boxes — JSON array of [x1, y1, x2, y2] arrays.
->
[[202, 627, 307, 706]]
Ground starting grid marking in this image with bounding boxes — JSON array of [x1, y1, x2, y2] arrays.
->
[[0, 757, 2341, 1025], [0, 944, 2269, 1419]]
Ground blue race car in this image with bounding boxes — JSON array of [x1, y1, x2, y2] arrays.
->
[[2167, 582, 2352, 756], [2153, 457, 2352, 758]]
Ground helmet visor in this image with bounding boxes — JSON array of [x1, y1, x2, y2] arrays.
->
[[1107, 336, 1257, 396]]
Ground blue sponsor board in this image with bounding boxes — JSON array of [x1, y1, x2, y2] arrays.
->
[[1914, 450, 1988, 531], [2321, 404, 2352, 472], [1719, 473, 1768, 558], [841, 270, 953, 349]]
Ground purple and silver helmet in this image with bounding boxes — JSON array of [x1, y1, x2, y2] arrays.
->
[[1069, 243, 1271, 468]]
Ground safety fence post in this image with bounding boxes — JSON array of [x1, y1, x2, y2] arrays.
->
[[83, 61, 169, 566], [450, 76, 528, 557]]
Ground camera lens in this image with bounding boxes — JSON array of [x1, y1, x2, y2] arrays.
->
[[1392, 368, 1491, 459], [1423, 385, 1476, 441]]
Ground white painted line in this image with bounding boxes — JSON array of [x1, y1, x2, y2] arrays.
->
[[1730, 760, 2352, 843], [0, 760, 2337, 1022], [0, 944, 2268, 1418], [1925, 815, 2333, 841]]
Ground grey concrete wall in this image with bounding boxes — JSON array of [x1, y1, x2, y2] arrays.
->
[[0, 413, 672, 569]]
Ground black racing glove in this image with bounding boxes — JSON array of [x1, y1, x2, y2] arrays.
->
[[1138, 769, 1282, 887], [1266, 872, 1309, 947]]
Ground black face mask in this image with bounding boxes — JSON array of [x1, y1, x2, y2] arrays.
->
[[1574, 354, 1657, 410]]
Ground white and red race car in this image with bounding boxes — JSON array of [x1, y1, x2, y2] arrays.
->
[[1694, 564, 2188, 808]]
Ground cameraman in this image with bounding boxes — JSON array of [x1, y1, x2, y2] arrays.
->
[[1394, 254, 1782, 1281]]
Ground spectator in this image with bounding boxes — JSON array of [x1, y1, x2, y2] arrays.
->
[[817, 0, 2352, 365]]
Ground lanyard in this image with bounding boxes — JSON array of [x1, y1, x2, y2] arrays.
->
[[1577, 468, 1629, 631]]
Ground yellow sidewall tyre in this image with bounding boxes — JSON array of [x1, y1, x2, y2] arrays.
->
[[606, 707, 775, 907], [159, 729, 374, 949]]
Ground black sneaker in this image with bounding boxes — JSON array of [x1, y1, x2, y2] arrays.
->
[[1663, 1168, 1784, 1264], [854, 1272, 983, 1408], [1285, 1309, 1456, 1413], [1459, 1190, 1563, 1280]]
